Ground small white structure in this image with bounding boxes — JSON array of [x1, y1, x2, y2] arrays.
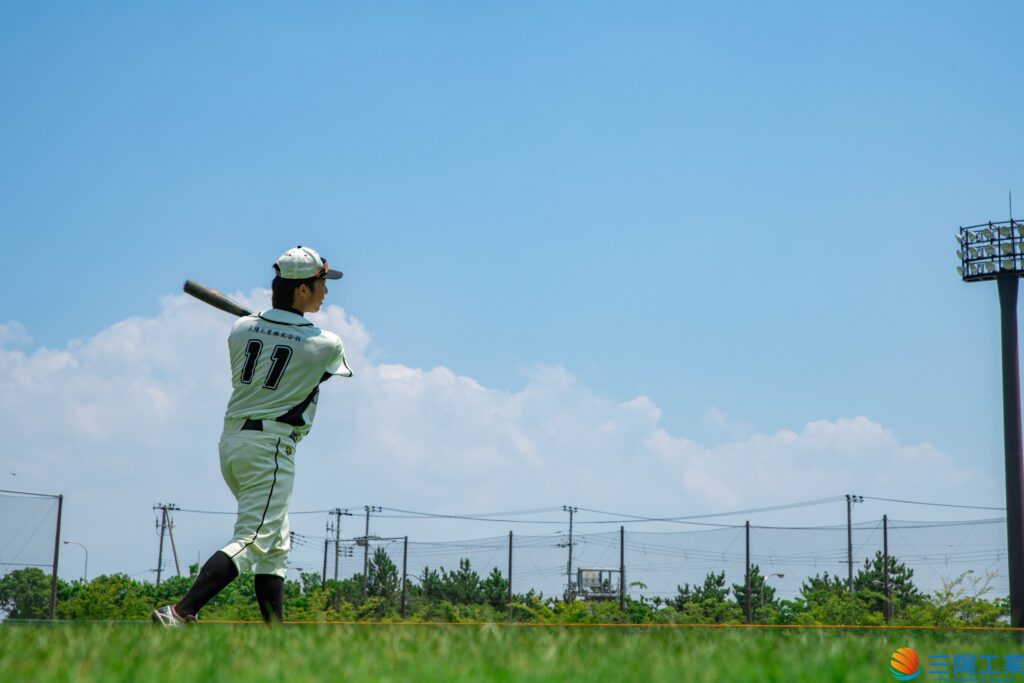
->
[[576, 568, 622, 601]]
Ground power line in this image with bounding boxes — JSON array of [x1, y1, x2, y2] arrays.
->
[[0, 489, 60, 499], [860, 496, 1004, 511], [163, 495, 1006, 523], [575, 496, 847, 523], [175, 507, 331, 516], [377, 507, 569, 524], [377, 497, 847, 525]]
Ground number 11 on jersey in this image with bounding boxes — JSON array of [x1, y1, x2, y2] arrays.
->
[[240, 339, 293, 390]]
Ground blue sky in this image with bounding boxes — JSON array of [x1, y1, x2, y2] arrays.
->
[[1, 3, 1022, 590]]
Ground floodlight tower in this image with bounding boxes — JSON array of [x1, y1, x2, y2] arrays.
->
[[957, 218, 1024, 626]]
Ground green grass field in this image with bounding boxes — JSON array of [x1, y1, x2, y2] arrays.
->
[[1, 623, 1020, 682]]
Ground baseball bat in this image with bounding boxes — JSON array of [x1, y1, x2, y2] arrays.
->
[[183, 280, 253, 317]]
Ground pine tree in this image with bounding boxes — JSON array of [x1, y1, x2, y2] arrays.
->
[[367, 547, 400, 603], [481, 567, 510, 610], [731, 565, 777, 612], [440, 558, 483, 605], [853, 550, 922, 617]]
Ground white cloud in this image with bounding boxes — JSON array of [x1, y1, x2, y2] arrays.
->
[[0, 321, 31, 346], [0, 292, 999, 588], [700, 405, 754, 440]]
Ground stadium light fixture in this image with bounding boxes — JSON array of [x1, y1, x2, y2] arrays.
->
[[957, 217, 1024, 628]]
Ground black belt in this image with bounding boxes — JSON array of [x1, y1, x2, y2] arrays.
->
[[241, 418, 300, 441]]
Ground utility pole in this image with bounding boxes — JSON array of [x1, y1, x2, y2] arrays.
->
[[401, 536, 409, 619], [154, 504, 167, 586], [324, 518, 334, 587], [508, 531, 513, 623], [563, 505, 578, 602], [165, 504, 181, 577], [334, 508, 342, 581], [883, 514, 890, 623], [361, 505, 381, 599], [744, 521, 751, 624], [329, 508, 351, 582], [845, 495, 863, 592], [619, 525, 625, 612], [153, 503, 180, 583], [321, 534, 328, 590], [48, 494, 63, 621]]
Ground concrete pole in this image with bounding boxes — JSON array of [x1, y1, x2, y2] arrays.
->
[[155, 507, 167, 587], [744, 521, 751, 624], [998, 274, 1024, 627]]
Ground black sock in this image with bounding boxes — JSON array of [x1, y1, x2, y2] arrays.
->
[[176, 551, 239, 618], [255, 574, 285, 623]]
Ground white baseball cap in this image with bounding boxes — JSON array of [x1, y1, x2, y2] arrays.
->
[[274, 246, 343, 280]]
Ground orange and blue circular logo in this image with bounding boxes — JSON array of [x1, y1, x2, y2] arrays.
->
[[889, 647, 920, 681]]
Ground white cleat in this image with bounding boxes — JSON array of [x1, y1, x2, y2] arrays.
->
[[151, 604, 196, 627]]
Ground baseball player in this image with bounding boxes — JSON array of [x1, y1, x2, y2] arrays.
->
[[152, 246, 351, 625]]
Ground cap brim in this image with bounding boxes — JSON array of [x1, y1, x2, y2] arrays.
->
[[323, 269, 343, 280]]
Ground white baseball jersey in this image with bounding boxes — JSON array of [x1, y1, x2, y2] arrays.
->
[[224, 309, 351, 440]]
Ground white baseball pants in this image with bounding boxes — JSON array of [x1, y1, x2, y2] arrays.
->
[[217, 422, 296, 579]]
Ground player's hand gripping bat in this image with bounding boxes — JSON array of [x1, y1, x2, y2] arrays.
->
[[183, 280, 253, 317]]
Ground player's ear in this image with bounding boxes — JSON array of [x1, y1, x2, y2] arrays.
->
[[289, 282, 307, 309]]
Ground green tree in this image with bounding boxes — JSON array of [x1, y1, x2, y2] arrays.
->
[[323, 575, 363, 608], [914, 570, 1008, 627], [795, 590, 884, 625], [798, 572, 846, 606], [368, 547, 400, 603], [418, 566, 443, 601], [670, 571, 741, 624], [57, 574, 154, 620], [440, 559, 482, 605], [299, 571, 322, 595], [0, 568, 54, 619], [480, 567, 509, 611], [792, 571, 882, 625], [694, 570, 729, 603], [671, 583, 694, 607], [731, 565, 778, 616], [853, 551, 922, 618]]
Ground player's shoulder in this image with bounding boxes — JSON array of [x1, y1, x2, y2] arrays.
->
[[230, 314, 261, 334], [305, 326, 343, 353], [254, 309, 316, 329], [316, 327, 342, 344]]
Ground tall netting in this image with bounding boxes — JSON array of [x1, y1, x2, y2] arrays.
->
[[279, 519, 1009, 604], [0, 490, 60, 580], [593, 518, 1007, 603], [170, 502, 1010, 604]]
